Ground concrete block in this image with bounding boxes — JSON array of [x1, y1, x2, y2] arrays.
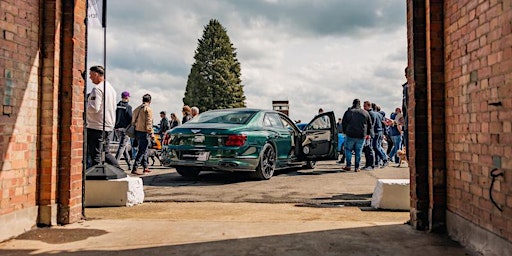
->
[[85, 176, 144, 207], [371, 179, 410, 210]]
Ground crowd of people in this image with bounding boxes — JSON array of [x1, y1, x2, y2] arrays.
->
[[86, 64, 408, 175], [85, 65, 201, 175], [336, 99, 406, 172], [336, 67, 409, 172]]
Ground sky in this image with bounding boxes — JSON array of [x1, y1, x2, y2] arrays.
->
[[87, 0, 407, 124]]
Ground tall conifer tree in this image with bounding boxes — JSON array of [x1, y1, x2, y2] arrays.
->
[[184, 19, 246, 112]]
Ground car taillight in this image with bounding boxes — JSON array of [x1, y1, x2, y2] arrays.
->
[[225, 134, 247, 146], [162, 133, 171, 145]]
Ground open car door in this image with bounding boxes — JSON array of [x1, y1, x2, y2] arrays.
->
[[298, 111, 338, 161]]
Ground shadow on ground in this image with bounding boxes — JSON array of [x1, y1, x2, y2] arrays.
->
[[140, 167, 303, 187], [0, 224, 475, 256]]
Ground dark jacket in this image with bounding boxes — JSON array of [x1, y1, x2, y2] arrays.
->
[[114, 101, 133, 129], [367, 110, 378, 138], [402, 82, 408, 130], [182, 114, 193, 124], [370, 109, 384, 133], [159, 117, 170, 135], [169, 119, 179, 129], [342, 107, 371, 139]]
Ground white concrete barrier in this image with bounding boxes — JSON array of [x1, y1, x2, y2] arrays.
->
[[85, 176, 144, 207], [371, 179, 410, 210]]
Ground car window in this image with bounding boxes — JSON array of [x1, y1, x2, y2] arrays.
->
[[280, 116, 296, 130], [307, 115, 331, 130], [190, 111, 256, 124], [264, 113, 284, 128], [263, 115, 272, 127]]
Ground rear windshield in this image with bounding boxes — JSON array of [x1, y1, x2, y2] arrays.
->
[[188, 110, 257, 124]]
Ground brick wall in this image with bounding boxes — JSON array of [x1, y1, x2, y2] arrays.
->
[[0, 0, 86, 240], [444, 0, 512, 242], [58, 0, 86, 224], [0, 0, 40, 217]]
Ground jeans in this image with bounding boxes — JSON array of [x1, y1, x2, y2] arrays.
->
[[115, 128, 132, 166], [344, 136, 365, 168], [372, 131, 388, 165], [86, 128, 120, 169], [389, 134, 403, 163], [362, 138, 374, 167], [132, 131, 150, 170]]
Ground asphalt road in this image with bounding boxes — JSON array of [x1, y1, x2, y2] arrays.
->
[[137, 160, 410, 206]]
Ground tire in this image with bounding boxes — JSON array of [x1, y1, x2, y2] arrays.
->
[[304, 160, 317, 169], [175, 167, 200, 177], [251, 143, 276, 180]]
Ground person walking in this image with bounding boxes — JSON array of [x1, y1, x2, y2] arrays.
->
[[388, 108, 404, 164], [341, 99, 372, 172], [336, 117, 345, 164], [402, 67, 409, 158], [158, 111, 170, 137], [131, 94, 155, 175], [86, 65, 121, 169], [361, 101, 376, 170], [114, 91, 133, 166], [370, 103, 389, 168]]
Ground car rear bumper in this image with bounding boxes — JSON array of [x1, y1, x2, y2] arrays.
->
[[161, 147, 260, 171]]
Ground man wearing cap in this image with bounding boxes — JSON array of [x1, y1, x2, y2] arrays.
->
[[86, 65, 121, 168], [114, 91, 133, 166]]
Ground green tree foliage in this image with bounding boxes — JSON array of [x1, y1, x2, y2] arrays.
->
[[183, 19, 246, 112]]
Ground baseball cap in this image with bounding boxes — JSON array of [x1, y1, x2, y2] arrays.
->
[[121, 91, 130, 98]]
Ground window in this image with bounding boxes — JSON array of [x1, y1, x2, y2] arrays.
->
[[264, 113, 284, 128], [309, 115, 330, 130]]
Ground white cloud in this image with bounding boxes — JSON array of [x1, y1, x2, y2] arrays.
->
[[87, 0, 407, 124]]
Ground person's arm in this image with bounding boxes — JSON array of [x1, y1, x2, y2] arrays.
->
[[163, 119, 170, 132], [365, 114, 372, 136], [87, 88, 102, 113], [341, 111, 349, 133], [126, 105, 133, 120], [145, 107, 154, 135]]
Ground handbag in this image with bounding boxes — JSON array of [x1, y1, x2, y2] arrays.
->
[[126, 105, 143, 138], [125, 124, 136, 138]]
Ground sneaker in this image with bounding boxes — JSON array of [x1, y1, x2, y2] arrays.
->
[[361, 166, 374, 171], [143, 168, 152, 173], [342, 166, 352, 171], [381, 161, 389, 168], [131, 166, 143, 175], [354, 168, 361, 172]]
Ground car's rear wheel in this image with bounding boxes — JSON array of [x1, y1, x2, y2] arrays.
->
[[175, 167, 200, 177], [304, 160, 317, 169], [251, 143, 276, 180]]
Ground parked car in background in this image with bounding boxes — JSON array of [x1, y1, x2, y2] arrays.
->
[[160, 108, 338, 180]]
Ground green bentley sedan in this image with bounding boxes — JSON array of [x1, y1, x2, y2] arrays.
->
[[160, 108, 338, 180]]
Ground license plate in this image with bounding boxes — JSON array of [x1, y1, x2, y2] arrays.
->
[[197, 151, 210, 161], [193, 135, 205, 143]]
